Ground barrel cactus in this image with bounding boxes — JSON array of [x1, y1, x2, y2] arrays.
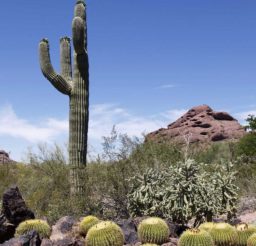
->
[[79, 215, 100, 236], [85, 221, 124, 246], [178, 228, 214, 246], [39, 0, 89, 196], [138, 217, 169, 244], [198, 222, 215, 232], [15, 219, 51, 238], [247, 233, 256, 246], [209, 222, 238, 246], [235, 223, 256, 246]]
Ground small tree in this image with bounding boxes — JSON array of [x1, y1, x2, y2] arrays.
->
[[245, 114, 256, 132]]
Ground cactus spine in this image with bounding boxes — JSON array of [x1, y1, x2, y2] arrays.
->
[[39, 0, 89, 195], [178, 228, 214, 246], [138, 217, 169, 245]]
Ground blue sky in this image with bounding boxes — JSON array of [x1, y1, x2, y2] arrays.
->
[[0, 0, 255, 161]]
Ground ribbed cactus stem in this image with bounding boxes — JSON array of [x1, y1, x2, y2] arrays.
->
[[39, 1, 89, 195]]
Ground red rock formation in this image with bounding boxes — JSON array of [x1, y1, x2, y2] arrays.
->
[[147, 105, 246, 144]]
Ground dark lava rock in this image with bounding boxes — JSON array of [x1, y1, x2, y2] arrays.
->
[[1, 230, 41, 246], [0, 214, 15, 244], [0, 187, 35, 243], [116, 218, 138, 244], [2, 186, 35, 225]]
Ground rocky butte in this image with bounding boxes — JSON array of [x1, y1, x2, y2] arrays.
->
[[147, 105, 246, 144]]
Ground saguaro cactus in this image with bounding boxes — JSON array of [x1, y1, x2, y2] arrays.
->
[[39, 0, 89, 195]]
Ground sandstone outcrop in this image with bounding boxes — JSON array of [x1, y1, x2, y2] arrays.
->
[[147, 105, 246, 144]]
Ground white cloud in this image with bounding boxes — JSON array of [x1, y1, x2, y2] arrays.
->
[[157, 84, 177, 89], [0, 105, 68, 143], [234, 110, 256, 125], [89, 104, 169, 140], [161, 109, 187, 122], [0, 104, 187, 159]]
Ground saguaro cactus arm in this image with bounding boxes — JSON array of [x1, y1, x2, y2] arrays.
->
[[60, 37, 72, 82], [39, 39, 73, 95], [72, 17, 85, 55]]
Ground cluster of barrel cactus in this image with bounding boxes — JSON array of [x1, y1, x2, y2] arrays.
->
[[179, 222, 256, 246], [15, 216, 256, 246], [78, 216, 170, 245]]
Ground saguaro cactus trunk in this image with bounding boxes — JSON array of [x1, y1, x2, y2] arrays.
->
[[39, 0, 89, 196]]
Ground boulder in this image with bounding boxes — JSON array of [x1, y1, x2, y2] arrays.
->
[[2, 186, 35, 225], [147, 105, 246, 144], [0, 186, 35, 243], [50, 216, 76, 242], [116, 218, 138, 244]]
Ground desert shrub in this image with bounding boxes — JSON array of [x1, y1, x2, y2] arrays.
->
[[128, 159, 238, 226], [84, 128, 182, 219], [236, 133, 256, 159]]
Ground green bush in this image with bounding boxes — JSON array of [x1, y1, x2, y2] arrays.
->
[[236, 133, 256, 158]]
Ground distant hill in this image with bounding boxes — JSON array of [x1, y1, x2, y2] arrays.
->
[[147, 105, 246, 144]]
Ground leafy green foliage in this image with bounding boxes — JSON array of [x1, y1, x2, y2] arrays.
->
[[128, 159, 239, 225], [0, 128, 252, 224], [245, 115, 256, 132], [236, 133, 256, 158]]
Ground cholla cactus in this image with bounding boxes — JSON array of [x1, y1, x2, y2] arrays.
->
[[39, 0, 89, 195], [15, 219, 51, 238], [127, 159, 239, 226], [178, 228, 214, 246], [138, 217, 169, 245]]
